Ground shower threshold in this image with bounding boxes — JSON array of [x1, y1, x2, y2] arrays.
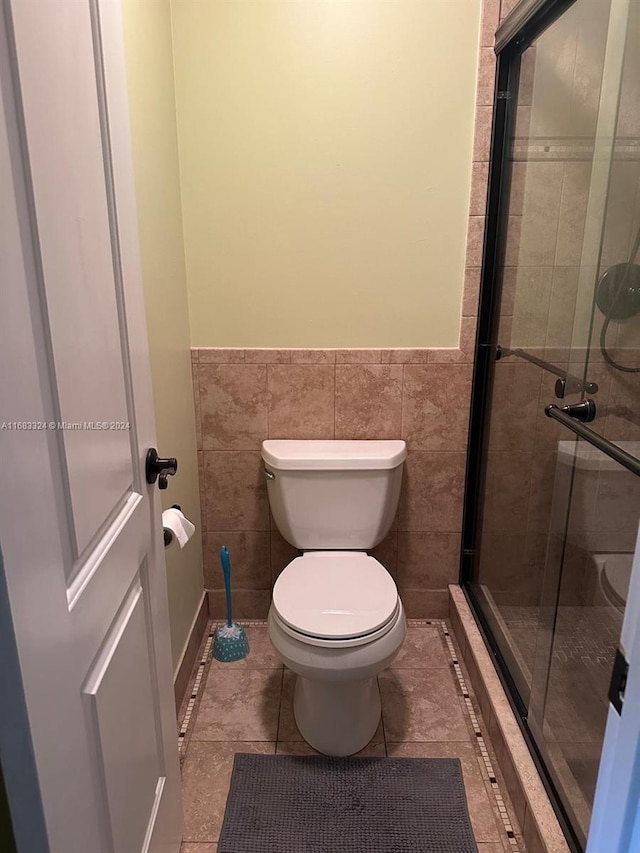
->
[[449, 584, 573, 853]]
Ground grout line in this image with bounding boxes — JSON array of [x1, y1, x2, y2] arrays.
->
[[333, 362, 336, 438], [439, 620, 522, 851], [179, 617, 521, 851], [377, 674, 389, 757], [275, 667, 285, 744], [177, 619, 270, 755], [178, 625, 214, 755]]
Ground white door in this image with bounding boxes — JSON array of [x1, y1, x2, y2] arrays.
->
[[0, 1, 182, 852], [587, 519, 640, 853]]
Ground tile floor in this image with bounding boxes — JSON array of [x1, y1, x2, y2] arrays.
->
[[178, 620, 527, 852]]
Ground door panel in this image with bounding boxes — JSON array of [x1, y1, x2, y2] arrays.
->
[[85, 579, 162, 853], [0, 1, 182, 851], [11, 0, 134, 559]]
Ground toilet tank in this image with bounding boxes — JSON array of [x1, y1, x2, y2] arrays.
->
[[261, 440, 407, 550]]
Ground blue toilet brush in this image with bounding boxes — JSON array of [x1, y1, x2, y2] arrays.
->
[[212, 546, 250, 662]]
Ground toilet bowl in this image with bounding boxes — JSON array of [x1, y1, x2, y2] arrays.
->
[[262, 439, 407, 756], [591, 553, 632, 612]]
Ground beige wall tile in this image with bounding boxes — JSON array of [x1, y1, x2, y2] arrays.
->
[[198, 348, 245, 363], [482, 451, 532, 532], [198, 363, 267, 450], [466, 215, 486, 267], [519, 45, 536, 106], [289, 349, 336, 364], [381, 349, 430, 364], [335, 365, 403, 439], [268, 364, 335, 439], [208, 588, 271, 620], [470, 162, 490, 216], [203, 530, 270, 589], [402, 364, 472, 451], [244, 349, 292, 363], [500, 0, 519, 19], [480, 0, 500, 47], [399, 588, 450, 618], [487, 362, 540, 452], [203, 451, 269, 530], [398, 532, 461, 588], [198, 451, 207, 532], [476, 48, 496, 106], [555, 162, 592, 266], [192, 363, 202, 451], [335, 349, 383, 363], [510, 267, 554, 349], [463, 267, 482, 317], [399, 451, 466, 532], [546, 267, 580, 350], [473, 106, 493, 161]]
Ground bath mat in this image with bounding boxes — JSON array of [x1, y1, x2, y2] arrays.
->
[[218, 753, 478, 852]]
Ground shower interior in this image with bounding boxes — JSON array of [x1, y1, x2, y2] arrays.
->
[[464, 0, 640, 848]]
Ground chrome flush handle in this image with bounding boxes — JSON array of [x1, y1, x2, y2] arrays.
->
[[264, 469, 275, 480]]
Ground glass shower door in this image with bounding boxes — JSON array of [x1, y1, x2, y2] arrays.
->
[[527, 0, 640, 844], [470, 0, 620, 699], [467, 0, 639, 847]]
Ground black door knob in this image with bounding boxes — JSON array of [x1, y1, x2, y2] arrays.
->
[[145, 448, 178, 490]]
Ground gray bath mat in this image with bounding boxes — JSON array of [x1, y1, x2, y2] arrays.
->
[[218, 753, 478, 852]]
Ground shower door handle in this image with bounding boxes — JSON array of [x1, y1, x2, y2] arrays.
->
[[554, 399, 596, 423], [545, 404, 640, 478]]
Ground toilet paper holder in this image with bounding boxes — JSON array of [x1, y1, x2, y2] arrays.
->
[[164, 504, 182, 548]]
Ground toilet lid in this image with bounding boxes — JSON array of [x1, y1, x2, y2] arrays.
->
[[272, 552, 398, 640]]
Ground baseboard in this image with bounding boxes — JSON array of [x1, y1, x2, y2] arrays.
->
[[173, 592, 209, 713]]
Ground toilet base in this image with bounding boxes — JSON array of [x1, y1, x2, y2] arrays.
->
[[293, 673, 381, 756]]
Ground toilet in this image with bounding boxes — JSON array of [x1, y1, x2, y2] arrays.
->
[[592, 552, 632, 613], [262, 439, 407, 757]]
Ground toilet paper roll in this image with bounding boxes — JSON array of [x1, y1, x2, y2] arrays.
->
[[162, 507, 196, 550]]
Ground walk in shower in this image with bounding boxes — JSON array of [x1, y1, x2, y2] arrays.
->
[[462, 0, 640, 848]]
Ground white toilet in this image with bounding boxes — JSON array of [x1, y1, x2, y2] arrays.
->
[[262, 438, 407, 756]]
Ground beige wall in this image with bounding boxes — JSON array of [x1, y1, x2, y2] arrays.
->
[[171, 0, 482, 348], [122, 0, 204, 672]]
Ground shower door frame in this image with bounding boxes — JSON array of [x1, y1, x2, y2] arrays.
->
[[458, 0, 613, 850]]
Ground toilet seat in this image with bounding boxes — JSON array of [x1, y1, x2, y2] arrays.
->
[[272, 551, 399, 647]]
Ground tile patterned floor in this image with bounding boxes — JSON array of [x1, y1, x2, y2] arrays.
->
[[177, 620, 527, 852]]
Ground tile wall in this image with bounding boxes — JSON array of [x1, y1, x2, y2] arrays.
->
[[191, 0, 511, 619], [192, 345, 475, 619]]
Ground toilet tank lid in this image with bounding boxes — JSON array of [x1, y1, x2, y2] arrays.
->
[[261, 439, 407, 471]]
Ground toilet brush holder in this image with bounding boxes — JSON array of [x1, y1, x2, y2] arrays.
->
[[212, 546, 250, 662]]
